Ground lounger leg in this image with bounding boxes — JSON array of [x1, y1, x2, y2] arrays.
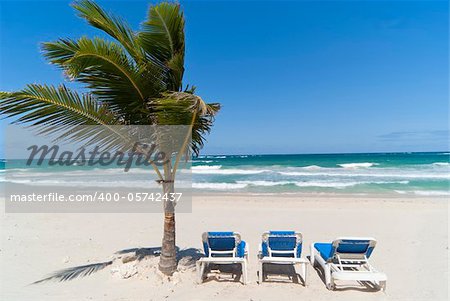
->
[[242, 261, 248, 285], [300, 262, 307, 286], [325, 264, 334, 290], [196, 261, 202, 284], [258, 262, 263, 284], [379, 281, 387, 291], [197, 261, 206, 284], [309, 244, 315, 267]]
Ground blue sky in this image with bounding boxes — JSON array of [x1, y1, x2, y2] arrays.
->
[[0, 0, 448, 155]]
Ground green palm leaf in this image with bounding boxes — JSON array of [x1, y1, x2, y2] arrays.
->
[[72, 0, 144, 62], [42, 37, 164, 121], [0, 84, 134, 150], [149, 92, 220, 156], [0, 84, 118, 125], [139, 2, 185, 90]]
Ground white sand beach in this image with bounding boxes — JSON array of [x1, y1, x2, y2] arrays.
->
[[1, 194, 448, 301], [1, 0, 448, 300]]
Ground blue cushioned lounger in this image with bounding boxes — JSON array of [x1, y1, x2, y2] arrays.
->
[[197, 232, 248, 284], [257, 231, 308, 285], [310, 237, 387, 291]]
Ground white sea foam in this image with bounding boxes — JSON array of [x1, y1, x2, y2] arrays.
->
[[432, 162, 449, 166], [192, 182, 247, 190], [192, 165, 222, 170], [234, 180, 409, 188], [412, 190, 450, 196], [192, 168, 268, 175], [3, 168, 30, 172], [395, 190, 450, 196], [277, 170, 449, 179], [236, 180, 291, 186], [301, 165, 322, 170], [294, 180, 409, 189], [338, 162, 378, 168], [0, 179, 32, 184], [276, 171, 309, 176], [295, 181, 357, 188]]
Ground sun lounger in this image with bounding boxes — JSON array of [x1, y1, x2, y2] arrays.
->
[[310, 237, 387, 290], [197, 231, 248, 284], [257, 231, 308, 285]]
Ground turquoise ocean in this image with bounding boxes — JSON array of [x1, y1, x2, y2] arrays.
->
[[191, 152, 449, 195], [1, 152, 449, 195]]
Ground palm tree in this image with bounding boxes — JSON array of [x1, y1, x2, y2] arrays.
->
[[0, 0, 220, 276]]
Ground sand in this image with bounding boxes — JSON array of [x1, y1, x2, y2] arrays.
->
[[0, 194, 448, 301]]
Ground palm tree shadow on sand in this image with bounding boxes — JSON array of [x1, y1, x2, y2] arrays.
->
[[32, 246, 203, 284]]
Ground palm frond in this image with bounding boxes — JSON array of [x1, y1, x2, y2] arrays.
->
[[166, 52, 185, 91], [148, 92, 220, 155], [139, 2, 185, 90], [42, 37, 164, 121], [0, 84, 118, 126], [191, 103, 220, 156], [32, 261, 113, 284], [0, 84, 135, 150], [72, 0, 144, 62]]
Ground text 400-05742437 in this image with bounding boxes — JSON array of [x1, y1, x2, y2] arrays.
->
[[94, 192, 183, 202]]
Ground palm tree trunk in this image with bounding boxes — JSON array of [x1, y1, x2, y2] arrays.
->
[[158, 164, 177, 275]]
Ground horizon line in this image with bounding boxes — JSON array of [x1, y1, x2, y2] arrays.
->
[[197, 150, 450, 157]]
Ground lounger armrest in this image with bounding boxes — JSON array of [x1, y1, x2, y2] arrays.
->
[[236, 240, 248, 258], [244, 241, 249, 259]]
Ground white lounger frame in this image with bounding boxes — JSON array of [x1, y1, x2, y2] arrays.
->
[[257, 231, 308, 285], [310, 237, 387, 291], [196, 232, 249, 285]]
